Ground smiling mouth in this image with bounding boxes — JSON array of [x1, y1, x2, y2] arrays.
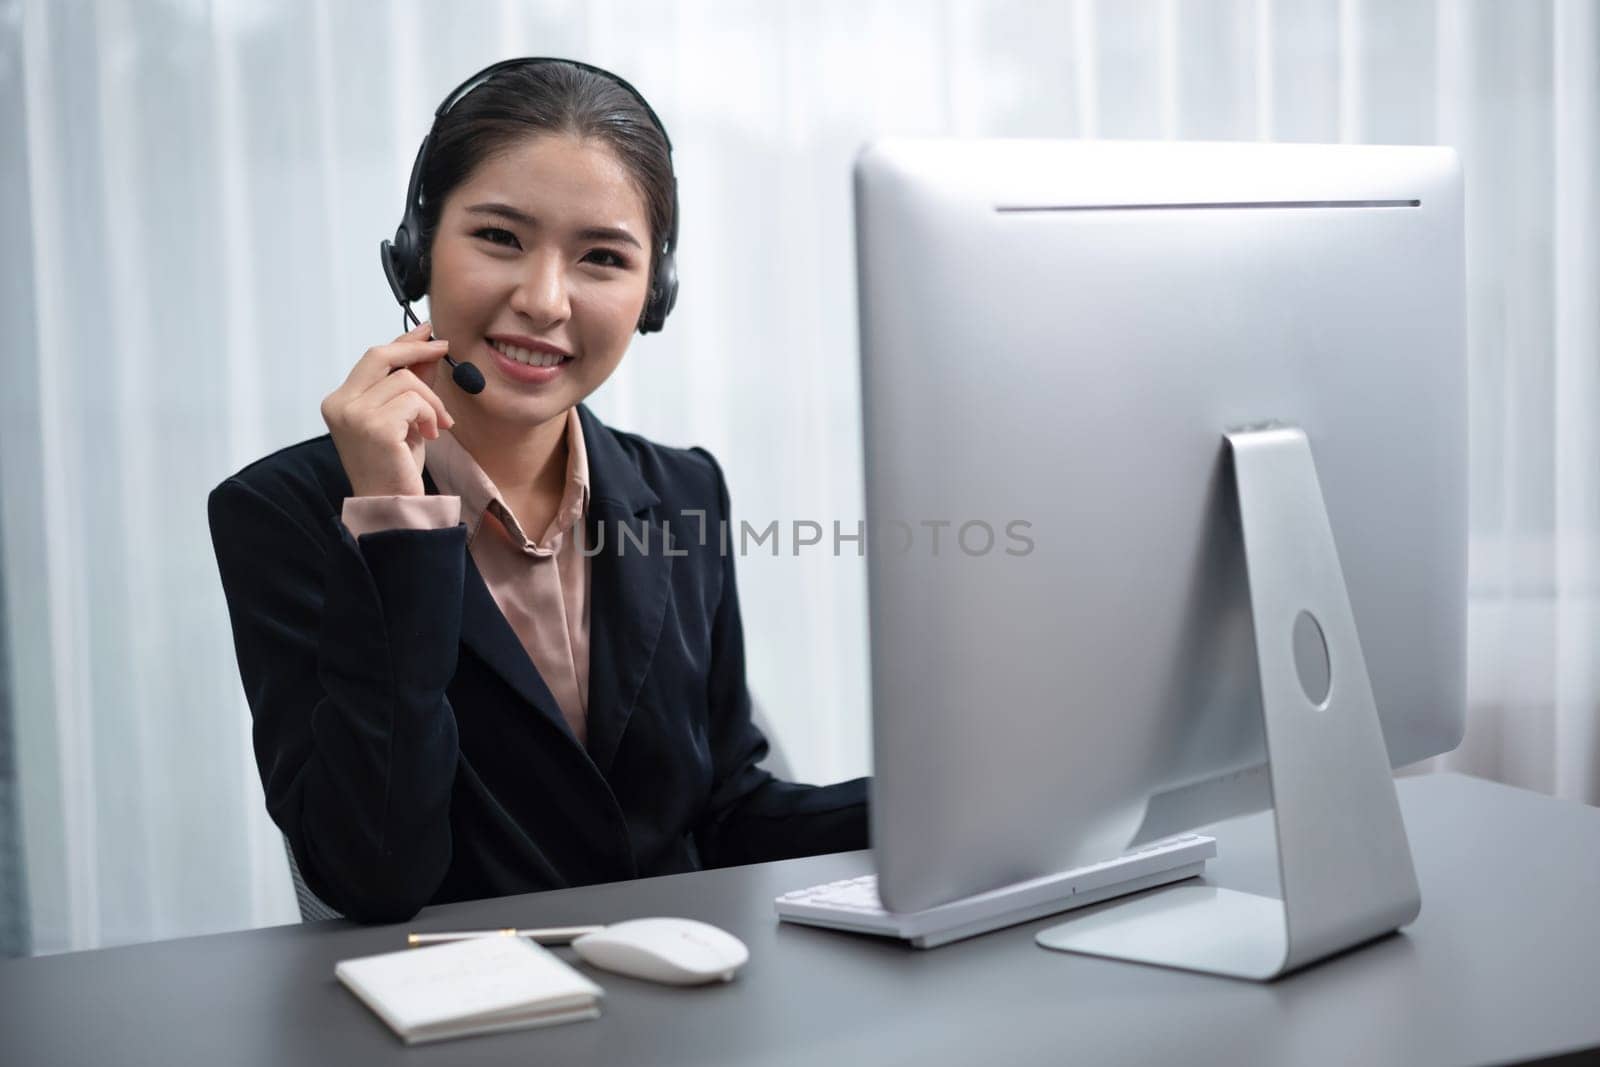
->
[[489, 339, 572, 368]]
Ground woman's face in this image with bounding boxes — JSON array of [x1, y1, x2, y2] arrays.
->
[[425, 133, 653, 430]]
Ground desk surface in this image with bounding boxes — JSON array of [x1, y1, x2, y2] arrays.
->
[[2, 774, 1597, 1067]]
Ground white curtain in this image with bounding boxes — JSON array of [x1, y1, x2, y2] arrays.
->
[[2, 0, 1594, 955]]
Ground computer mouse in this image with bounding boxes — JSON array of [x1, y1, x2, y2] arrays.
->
[[571, 918, 750, 986]]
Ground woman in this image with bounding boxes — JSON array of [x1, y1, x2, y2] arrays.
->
[[209, 58, 868, 924]]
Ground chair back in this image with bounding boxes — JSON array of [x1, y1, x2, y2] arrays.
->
[[282, 837, 341, 922]]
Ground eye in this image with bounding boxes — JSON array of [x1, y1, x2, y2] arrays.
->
[[473, 226, 521, 249], [584, 248, 630, 269]]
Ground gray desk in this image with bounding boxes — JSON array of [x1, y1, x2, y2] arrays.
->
[[2, 774, 1597, 1066]]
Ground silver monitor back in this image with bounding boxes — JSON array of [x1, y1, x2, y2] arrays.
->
[[855, 140, 1465, 915]]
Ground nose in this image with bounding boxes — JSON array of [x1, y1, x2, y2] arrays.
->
[[508, 249, 571, 327]]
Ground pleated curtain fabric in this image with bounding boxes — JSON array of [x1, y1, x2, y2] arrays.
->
[[0, 8, 31, 961], [0, 521, 29, 959]]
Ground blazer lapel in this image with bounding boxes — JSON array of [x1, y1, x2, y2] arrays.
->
[[458, 553, 574, 740], [422, 468, 574, 745], [578, 405, 672, 777]]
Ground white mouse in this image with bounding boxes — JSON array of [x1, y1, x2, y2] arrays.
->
[[571, 918, 750, 986]]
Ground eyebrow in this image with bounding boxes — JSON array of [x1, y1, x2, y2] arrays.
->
[[464, 202, 643, 250]]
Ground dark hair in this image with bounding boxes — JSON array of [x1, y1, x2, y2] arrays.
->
[[416, 61, 674, 288]]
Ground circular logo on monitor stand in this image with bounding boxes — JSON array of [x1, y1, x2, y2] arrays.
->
[[1293, 610, 1332, 708]]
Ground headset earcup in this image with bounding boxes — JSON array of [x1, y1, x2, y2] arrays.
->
[[398, 224, 428, 302], [639, 251, 678, 334], [381, 223, 428, 305], [380, 237, 408, 307]]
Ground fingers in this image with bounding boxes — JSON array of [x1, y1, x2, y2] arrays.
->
[[373, 391, 440, 444], [393, 319, 433, 345], [320, 323, 456, 496], [343, 322, 451, 393], [354, 367, 454, 433]]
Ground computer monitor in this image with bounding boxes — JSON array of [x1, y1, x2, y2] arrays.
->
[[854, 139, 1465, 977]]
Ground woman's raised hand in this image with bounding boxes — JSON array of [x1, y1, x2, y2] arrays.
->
[[321, 321, 456, 498]]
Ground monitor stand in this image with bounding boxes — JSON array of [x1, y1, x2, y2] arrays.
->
[[1036, 424, 1421, 981]]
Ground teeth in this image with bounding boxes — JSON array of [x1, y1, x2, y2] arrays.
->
[[490, 339, 566, 368]]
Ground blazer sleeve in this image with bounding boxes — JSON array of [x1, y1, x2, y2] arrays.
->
[[689, 450, 870, 867], [208, 475, 468, 922]]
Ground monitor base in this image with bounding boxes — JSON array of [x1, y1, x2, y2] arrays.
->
[[1037, 424, 1422, 981]]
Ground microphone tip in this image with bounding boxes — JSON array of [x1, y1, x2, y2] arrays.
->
[[453, 361, 486, 395]]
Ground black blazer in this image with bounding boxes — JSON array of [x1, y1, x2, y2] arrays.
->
[[209, 403, 868, 923]]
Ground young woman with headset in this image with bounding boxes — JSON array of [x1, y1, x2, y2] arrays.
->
[[209, 58, 868, 923]]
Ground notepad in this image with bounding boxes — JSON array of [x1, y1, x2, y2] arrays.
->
[[335, 935, 604, 1044]]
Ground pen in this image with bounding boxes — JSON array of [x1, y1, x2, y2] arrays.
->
[[406, 926, 605, 947]]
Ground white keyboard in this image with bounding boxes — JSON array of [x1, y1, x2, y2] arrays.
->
[[775, 833, 1216, 949]]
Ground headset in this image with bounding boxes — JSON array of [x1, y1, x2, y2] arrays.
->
[[380, 57, 681, 395]]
